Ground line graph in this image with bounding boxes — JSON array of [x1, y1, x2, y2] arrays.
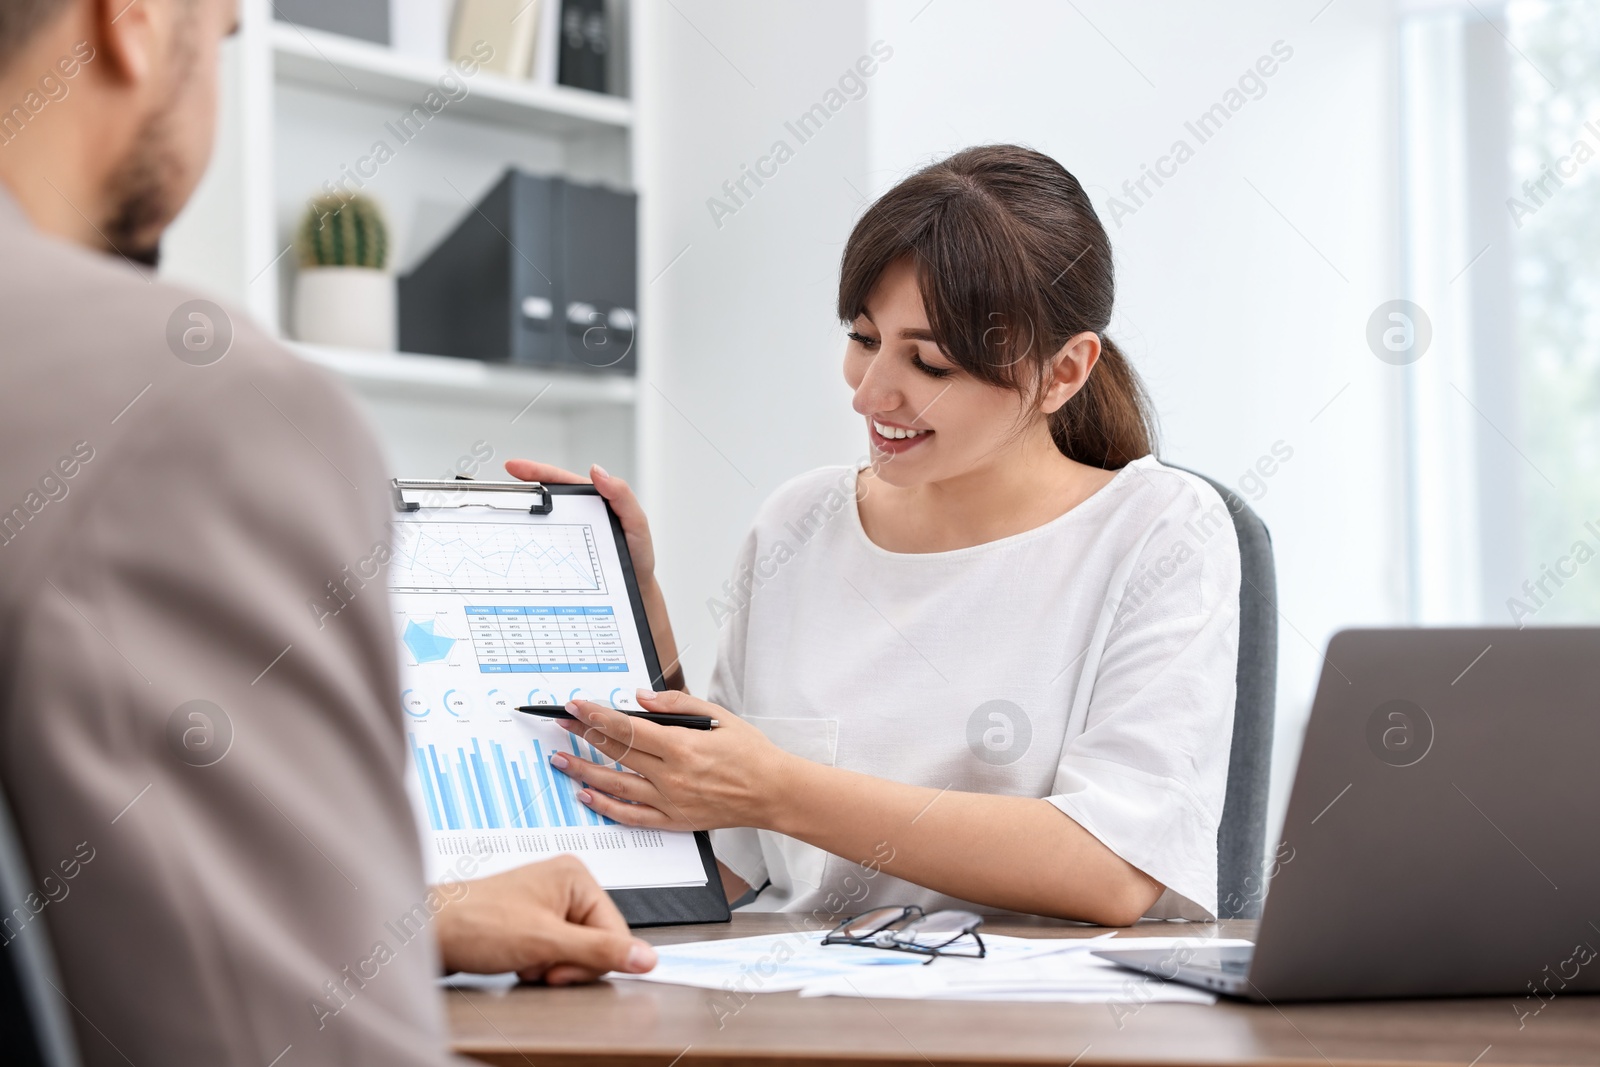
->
[[390, 521, 606, 594]]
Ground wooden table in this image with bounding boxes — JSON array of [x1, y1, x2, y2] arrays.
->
[[447, 914, 1599, 1066]]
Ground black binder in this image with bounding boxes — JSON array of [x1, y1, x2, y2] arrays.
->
[[559, 180, 637, 374], [399, 171, 637, 375], [558, 0, 610, 93], [399, 171, 561, 368]]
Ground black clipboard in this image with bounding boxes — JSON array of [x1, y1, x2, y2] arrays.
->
[[391, 478, 730, 928]]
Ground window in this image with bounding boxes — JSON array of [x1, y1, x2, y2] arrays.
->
[[1401, 0, 1600, 625]]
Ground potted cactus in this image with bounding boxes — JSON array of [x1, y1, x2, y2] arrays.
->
[[292, 193, 397, 351]]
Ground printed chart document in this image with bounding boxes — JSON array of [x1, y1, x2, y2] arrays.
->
[[797, 935, 1252, 1003], [611, 931, 1252, 1004], [388, 491, 706, 890], [606, 930, 1118, 993]]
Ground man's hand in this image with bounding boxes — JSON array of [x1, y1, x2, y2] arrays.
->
[[433, 855, 657, 985]]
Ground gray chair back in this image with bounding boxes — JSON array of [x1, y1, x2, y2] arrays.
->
[[0, 785, 81, 1067], [1179, 469, 1277, 920]]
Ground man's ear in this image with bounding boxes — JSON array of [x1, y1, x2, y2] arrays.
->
[[93, 0, 166, 85], [1040, 331, 1101, 415]]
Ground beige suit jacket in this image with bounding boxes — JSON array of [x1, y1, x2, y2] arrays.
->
[[0, 188, 460, 1065]]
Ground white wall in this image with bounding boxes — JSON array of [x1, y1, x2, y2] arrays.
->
[[641, 0, 1413, 844], [634, 1, 871, 684]]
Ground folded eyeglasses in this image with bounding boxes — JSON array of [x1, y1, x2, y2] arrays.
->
[[821, 905, 986, 963]]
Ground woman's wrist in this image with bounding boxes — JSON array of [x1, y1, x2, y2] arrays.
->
[[636, 572, 663, 611], [637, 573, 669, 632], [755, 748, 819, 836], [636, 574, 683, 688]]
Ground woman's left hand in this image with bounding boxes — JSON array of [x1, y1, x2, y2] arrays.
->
[[551, 690, 791, 832]]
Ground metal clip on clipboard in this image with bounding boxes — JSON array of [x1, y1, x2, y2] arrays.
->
[[391, 478, 553, 515]]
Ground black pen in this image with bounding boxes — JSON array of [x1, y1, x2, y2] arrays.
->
[[516, 705, 719, 730]]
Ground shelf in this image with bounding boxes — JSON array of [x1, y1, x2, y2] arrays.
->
[[270, 24, 632, 136], [295, 344, 637, 410]]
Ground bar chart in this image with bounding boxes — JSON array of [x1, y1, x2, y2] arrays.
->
[[409, 728, 621, 832]]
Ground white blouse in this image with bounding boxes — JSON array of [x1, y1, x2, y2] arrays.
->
[[708, 457, 1242, 920]]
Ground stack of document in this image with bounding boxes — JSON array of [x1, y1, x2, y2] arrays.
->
[[609, 930, 1253, 1004]]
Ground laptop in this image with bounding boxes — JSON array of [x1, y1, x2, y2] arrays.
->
[[1094, 627, 1600, 1002]]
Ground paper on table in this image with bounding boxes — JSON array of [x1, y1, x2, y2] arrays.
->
[[440, 970, 520, 991], [608, 930, 1115, 995], [798, 936, 1255, 1004]]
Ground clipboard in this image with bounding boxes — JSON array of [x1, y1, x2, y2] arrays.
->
[[389, 478, 729, 927]]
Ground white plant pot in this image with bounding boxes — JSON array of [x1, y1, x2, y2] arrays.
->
[[293, 267, 397, 351]]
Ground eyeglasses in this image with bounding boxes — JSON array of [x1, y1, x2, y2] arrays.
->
[[821, 905, 986, 963]]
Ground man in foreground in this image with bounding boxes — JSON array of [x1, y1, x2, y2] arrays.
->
[[0, 1, 654, 1064]]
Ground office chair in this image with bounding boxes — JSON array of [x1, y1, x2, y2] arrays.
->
[[0, 784, 81, 1067], [1179, 470, 1278, 921]]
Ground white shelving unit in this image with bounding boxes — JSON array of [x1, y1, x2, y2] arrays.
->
[[270, 23, 633, 136], [161, 0, 640, 487], [294, 344, 638, 410]]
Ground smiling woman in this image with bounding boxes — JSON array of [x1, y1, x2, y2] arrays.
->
[[513, 144, 1242, 928]]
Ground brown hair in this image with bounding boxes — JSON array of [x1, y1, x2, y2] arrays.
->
[[0, 0, 68, 72], [837, 144, 1156, 468]]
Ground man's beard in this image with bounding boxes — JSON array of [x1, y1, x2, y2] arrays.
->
[[102, 16, 195, 270], [102, 110, 182, 269]]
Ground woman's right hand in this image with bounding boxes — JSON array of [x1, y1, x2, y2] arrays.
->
[[504, 460, 659, 584]]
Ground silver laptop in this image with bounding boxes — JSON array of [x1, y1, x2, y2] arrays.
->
[[1095, 628, 1600, 1002]]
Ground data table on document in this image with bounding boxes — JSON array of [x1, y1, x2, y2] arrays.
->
[[464, 605, 627, 674]]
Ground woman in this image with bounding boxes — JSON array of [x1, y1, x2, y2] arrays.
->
[[509, 145, 1240, 926]]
